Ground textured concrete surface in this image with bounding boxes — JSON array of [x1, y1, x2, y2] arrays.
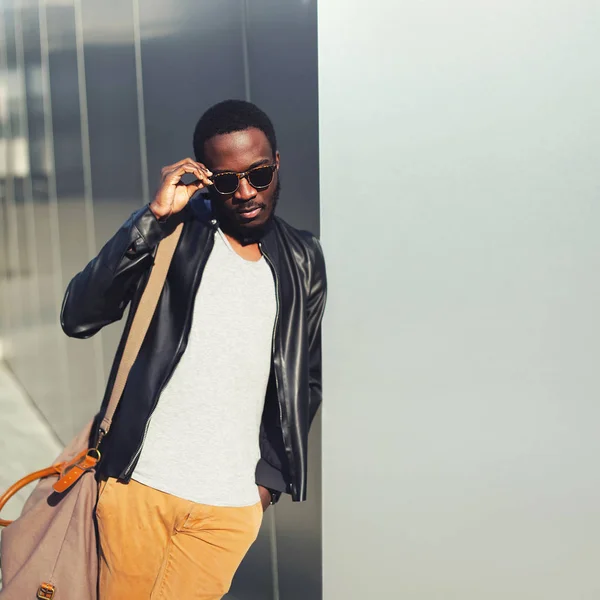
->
[[0, 361, 63, 587], [0, 362, 63, 523]]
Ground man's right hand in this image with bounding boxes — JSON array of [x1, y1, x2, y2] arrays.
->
[[149, 158, 214, 220]]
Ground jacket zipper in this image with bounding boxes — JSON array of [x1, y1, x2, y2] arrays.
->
[[260, 242, 294, 488], [120, 227, 217, 478]]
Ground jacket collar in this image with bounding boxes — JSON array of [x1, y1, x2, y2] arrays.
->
[[188, 193, 216, 226]]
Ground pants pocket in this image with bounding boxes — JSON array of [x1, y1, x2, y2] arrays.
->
[[96, 477, 116, 515]]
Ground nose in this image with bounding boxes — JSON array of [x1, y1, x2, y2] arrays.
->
[[234, 175, 256, 201]]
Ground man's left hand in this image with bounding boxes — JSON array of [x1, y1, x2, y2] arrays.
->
[[258, 486, 271, 512]]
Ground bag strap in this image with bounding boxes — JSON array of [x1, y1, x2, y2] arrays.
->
[[0, 465, 64, 527], [97, 221, 183, 441]]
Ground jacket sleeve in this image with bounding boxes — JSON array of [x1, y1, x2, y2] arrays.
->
[[60, 205, 169, 339], [307, 236, 327, 426]]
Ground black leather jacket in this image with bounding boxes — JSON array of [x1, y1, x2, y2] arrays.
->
[[60, 199, 326, 502]]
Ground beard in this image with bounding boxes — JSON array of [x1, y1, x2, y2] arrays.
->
[[211, 178, 280, 246]]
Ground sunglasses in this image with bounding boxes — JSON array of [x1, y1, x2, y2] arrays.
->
[[211, 164, 276, 195]]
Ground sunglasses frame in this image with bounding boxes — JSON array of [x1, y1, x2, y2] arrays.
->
[[211, 164, 277, 195]]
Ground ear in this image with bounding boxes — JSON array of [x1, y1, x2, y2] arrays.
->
[[275, 151, 280, 170]]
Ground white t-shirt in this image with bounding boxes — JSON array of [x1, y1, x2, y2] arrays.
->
[[133, 229, 276, 506]]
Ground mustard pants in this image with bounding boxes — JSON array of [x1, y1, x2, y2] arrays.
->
[[96, 478, 263, 599]]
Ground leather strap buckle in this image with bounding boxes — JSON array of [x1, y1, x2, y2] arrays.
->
[[52, 448, 101, 494], [37, 582, 56, 599]]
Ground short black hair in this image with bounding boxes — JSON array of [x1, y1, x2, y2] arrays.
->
[[192, 99, 277, 164]]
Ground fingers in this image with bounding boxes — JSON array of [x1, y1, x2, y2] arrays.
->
[[195, 166, 214, 188], [183, 178, 208, 199], [166, 164, 213, 189], [161, 157, 210, 173], [161, 158, 213, 187]]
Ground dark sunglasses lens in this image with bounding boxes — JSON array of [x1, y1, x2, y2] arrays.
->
[[248, 167, 274, 189], [213, 174, 238, 194]]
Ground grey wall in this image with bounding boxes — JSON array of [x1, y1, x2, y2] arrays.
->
[[320, 1, 600, 599], [0, 1, 320, 598]]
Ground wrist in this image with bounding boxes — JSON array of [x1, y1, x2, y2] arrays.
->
[[148, 201, 172, 221], [258, 485, 277, 506]]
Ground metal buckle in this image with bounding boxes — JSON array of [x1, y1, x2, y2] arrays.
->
[[87, 448, 101, 461], [37, 582, 56, 599]]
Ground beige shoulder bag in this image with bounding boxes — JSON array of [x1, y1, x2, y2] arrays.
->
[[0, 222, 183, 600]]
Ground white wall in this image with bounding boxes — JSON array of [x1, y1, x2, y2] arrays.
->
[[319, 1, 600, 598]]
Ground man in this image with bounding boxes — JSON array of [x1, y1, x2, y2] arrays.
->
[[61, 100, 327, 599]]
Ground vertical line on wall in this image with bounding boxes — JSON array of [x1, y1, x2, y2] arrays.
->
[[39, 0, 74, 437], [0, 3, 20, 337], [73, 0, 96, 269], [241, 0, 251, 102], [74, 0, 106, 404], [14, 2, 41, 326], [269, 509, 281, 600], [0, 3, 8, 340], [132, 0, 149, 205]]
